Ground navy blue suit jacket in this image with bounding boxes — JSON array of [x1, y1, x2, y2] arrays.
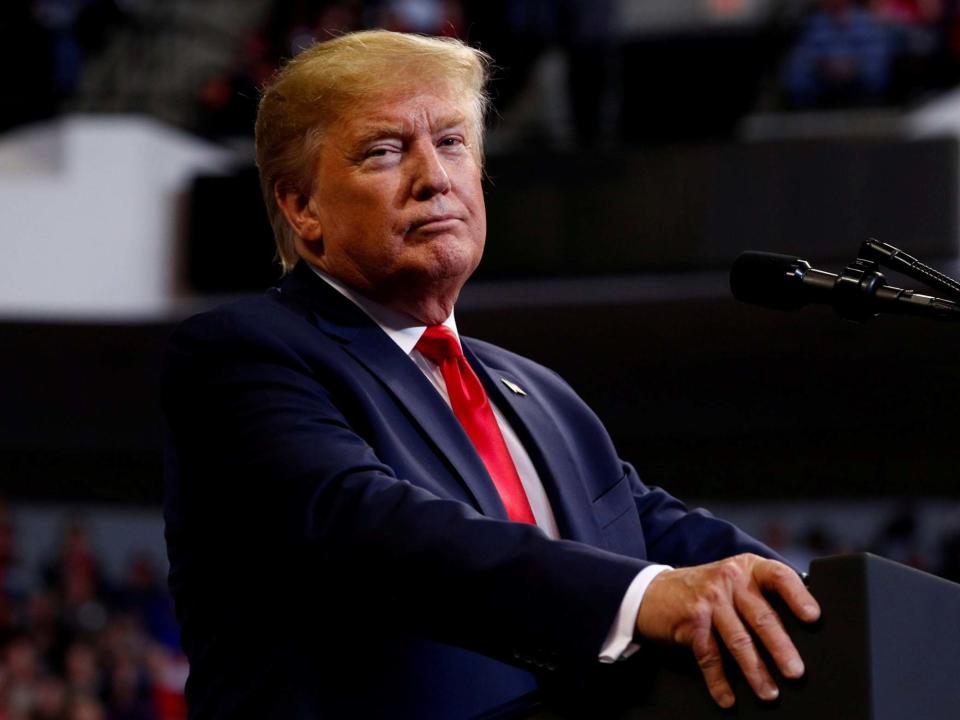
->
[[162, 262, 776, 719]]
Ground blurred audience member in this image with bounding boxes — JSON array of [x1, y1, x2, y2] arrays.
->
[[43, 522, 103, 602], [872, 502, 927, 569], [67, 693, 106, 720], [2, 634, 41, 718], [104, 653, 156, 720], [198, 32, 277, 139], [872, 0, 942, 31], [785, 0, 896, 107], [872, 0, 944, 99], [381, 0, 464, 36], [33, 674, 68, 720], [116, 555, 180, 654], [64, 640, 102, 699], [44, 521, 108, 640], [145, 646, 188, 720], [26, 591, 69, 677], [764, 521, 841, 572], [0, 503, 26, 603]]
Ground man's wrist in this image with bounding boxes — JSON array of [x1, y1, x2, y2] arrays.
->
[[599, 564, 672, 663]]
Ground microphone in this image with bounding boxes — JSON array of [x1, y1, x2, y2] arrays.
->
[[730, 251, 960, 322]]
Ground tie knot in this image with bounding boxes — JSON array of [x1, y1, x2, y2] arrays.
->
[[416, 325, 462, 364]]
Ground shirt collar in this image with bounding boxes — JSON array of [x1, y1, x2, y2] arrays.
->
[[308, 264, 459, 355]]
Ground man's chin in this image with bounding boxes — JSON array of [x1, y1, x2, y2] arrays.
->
[[410, 241, 481, 282]]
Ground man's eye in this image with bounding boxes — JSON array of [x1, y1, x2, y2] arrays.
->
[[439, 136, 463, 147], [364, 143, 404, 160]]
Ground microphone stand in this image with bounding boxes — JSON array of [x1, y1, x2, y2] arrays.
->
[[831, 240, 960, 323], [859, 239, 960, 301]]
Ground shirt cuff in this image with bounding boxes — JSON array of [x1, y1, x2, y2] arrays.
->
[[598, 564, 672, 664]]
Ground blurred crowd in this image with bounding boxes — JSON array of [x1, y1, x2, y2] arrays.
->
[[5, 495, 960, 718], [784, 0, 960, 108], [196, 0, 960, 142], [13, 0, 960, 145], [761, 501, 960, 578], [195, 0, 620, 146], [0, 504, 186, 720]]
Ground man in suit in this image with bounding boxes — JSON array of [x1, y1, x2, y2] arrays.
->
[[163, 30, 820, 718]]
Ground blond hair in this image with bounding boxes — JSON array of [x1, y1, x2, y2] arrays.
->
[[255, 30, 492, 273]]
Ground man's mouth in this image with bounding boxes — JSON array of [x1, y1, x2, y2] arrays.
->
[[409, 215, 461, 233]]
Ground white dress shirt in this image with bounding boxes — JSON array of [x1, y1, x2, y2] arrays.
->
[[309, 265, 669, 662]]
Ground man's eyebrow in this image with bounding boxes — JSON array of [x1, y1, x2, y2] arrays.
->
[[434, 112, 467, 132], [349, 123, 407, 149]]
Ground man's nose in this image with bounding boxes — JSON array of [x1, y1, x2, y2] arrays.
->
[[410, 144, 452, 200]]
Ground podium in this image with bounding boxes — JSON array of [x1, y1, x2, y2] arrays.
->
[[530, 554, 960, 719]]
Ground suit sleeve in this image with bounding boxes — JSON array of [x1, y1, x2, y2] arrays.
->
[[162, 309, 651, 673], [493, 352, 783, 572], [627, 465, 786, 568]]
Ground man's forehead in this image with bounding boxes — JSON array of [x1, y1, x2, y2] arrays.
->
[[337, 92, 470, 140]]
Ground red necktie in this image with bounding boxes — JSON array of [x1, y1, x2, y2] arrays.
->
[[415, 325, 536, 524]]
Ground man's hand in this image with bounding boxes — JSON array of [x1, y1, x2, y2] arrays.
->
[[635, 554, 820, 709]]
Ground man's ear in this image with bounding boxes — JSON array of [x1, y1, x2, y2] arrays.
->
[[275, 182, 323, 242]]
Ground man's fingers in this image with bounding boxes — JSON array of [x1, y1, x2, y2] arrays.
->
[[713, 603, 779, 702], [638, 556, 819, 709], [734, 588, 805, 680], [692, 630, 735, 709], [754, 559, 821, 623]]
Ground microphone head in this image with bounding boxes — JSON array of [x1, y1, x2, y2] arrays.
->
[[730, 251, 810, 311]]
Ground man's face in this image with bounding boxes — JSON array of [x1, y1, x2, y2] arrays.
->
[[300, 88, 486, 316]]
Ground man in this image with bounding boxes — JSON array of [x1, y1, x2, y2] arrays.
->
[[163, 30, 820, 719]]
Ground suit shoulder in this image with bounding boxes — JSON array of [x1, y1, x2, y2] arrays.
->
[[172, 288, 322, 344], [164, 290, 334, 378], [173, 291, 296, 341]]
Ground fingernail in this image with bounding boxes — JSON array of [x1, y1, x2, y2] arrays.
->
[[803, 604, 820, 620], [762, 685, 779, 701], [786, 658, 805, 678], [718, 692, 735, 708]]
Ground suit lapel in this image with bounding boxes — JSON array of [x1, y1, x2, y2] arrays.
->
[[279, 264, 508, 520], [463, 342, 605, 545], [344, 329, 509, 519]]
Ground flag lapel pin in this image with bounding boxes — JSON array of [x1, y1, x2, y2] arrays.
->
[[501, 378, 527, 396]]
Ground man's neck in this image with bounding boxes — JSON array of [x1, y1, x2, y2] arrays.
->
[[308, 264, 459, 353]]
